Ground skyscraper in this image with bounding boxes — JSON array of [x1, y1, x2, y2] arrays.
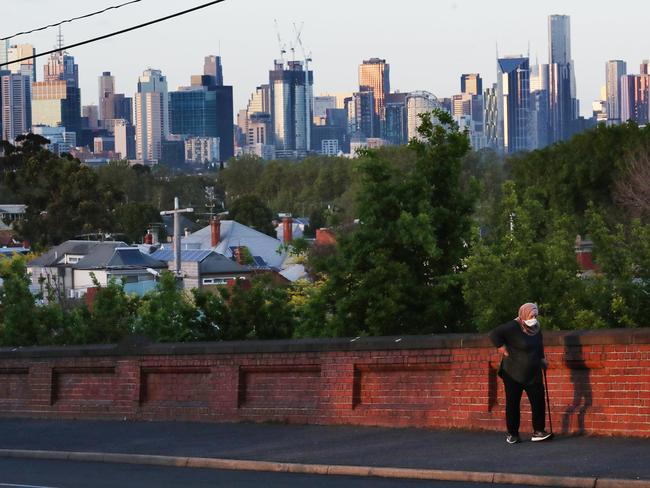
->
[[530, 63, 551, 149], [460, 74, 483, 96], [548, 14, 577, 143], [4, 43, 36, 82], [497, 56, 532, 153], [620, 74, 649, 125], [98, 71, 115, 120], [203, 55, 223, 86], [169, 58, 234, 162], [31, 39, 81, 138], [606, 60, 627, 123], [359, 58, 390, 137], [0, 72, 31, 142], [134, 68, 169, 163], [405, 91, 439, 140], [270, 60, 313, 158]]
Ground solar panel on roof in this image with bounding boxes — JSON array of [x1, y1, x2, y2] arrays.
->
[[253, 256, 268, 267], [151, 249, 211, 263]]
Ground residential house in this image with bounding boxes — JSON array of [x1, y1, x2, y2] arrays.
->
[[150, 249, 252, 289], [72, 246, 167, 296], [181, 219, 287, 270]]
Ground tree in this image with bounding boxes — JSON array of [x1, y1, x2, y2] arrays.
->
[[463, 181, 586, 331], [5, 150, 119, 249], [134, 271, 198, 342], [0, 257, 41, 346], [228, 195, 275, 236], [218, 275, 295, 340], [614, 146, 650, 221], [305, 110, 478, 337], [583, 207, 650, 328]]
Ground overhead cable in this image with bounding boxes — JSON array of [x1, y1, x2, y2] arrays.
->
[[0, 0, 226, 68], [1, 0, 143, 41]]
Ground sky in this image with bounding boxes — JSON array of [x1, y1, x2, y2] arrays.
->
[[3, 0, 650, 118]]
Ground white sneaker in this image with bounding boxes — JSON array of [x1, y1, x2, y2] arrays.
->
[[531, 431, 553, 442]]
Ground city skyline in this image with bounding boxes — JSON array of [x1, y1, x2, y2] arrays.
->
[[3, 0, 650, 118]]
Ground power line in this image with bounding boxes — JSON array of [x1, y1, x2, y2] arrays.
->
[[1, 0, 143, 42], [0, 0, 226, 68]]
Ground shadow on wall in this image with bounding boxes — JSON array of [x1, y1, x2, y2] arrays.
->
[[561, 333, 593, 435]]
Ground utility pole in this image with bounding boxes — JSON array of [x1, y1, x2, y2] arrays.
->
[[160, 197, 194, 277]]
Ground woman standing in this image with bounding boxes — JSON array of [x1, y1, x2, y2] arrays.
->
[[489, 303, 552, 444]]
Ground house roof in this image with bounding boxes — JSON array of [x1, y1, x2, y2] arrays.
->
[[28, 240, 128, 267], [0, 204, 26, 215], [73, 247, 167, 270], [181, 220, 286, 269], [150, 249, 251, 275], [162, 215, 202, 237]]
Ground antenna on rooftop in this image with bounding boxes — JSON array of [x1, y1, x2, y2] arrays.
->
[[57, 25, 64, 52]]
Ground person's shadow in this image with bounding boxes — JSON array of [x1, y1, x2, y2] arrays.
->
[[561, 333, 593, 435]]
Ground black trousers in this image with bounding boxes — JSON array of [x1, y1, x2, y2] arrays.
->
[[501, 371, 546, 435]]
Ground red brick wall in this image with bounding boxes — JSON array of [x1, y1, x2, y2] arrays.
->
[[1, 329, 649, 437]]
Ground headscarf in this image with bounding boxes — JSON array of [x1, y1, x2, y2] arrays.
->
[[516, 302, 540, 336]]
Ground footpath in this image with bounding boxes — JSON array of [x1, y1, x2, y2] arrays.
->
[[0, 419, 649, 487]]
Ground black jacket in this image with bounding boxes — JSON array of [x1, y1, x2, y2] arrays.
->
[[489, 319, 545, 385]]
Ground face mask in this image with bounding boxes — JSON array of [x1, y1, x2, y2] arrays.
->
[[524, 318, 538, 327]]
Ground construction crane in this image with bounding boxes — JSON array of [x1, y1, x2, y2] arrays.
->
[[293, 22, 312, 151], [273, 19, 287, 64]]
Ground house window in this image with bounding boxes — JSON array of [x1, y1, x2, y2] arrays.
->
[[202, 278, 229, 286]]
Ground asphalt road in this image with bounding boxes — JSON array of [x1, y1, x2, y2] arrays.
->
[[0, 459, 547, 488]]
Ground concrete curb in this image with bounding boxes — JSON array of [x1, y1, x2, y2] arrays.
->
[[0, 449, 648, 487]]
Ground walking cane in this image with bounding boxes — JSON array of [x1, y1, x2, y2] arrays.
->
[[543, 368, 553, 435]]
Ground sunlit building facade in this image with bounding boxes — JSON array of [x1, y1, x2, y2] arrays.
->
[[359, 58, 390, 137]]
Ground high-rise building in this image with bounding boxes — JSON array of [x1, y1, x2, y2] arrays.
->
[[82, 105, 99, 130], [185, 136, 220, 164], [497, 56, 532, 153], [359, 58, 390, 137], [548, 14, 577, 143], [31, 125, 76, 154], [134, 68, 169, 163], [313, 96, 337, 125], [169, 59, 234, 162], [405, 91, 439, 140], [4, 43, 36, 82], [0, 72, 31, 142], [384, 92, 408, 146], [461, 74, 483, 96], [620, 74, 649, 125], [270, 60, 313, 158], [113, 119, 136, 160], [348, 91, 375, 139], [606, 60, 627, 123], [98, 71, 115, 120], [203, 55, 223, 86], [530, 63, 551, 149], [483, 84, 499, 149], [31, 48, 81, 139]]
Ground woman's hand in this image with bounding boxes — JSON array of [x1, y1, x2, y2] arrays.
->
[[541, 358, 548, 370], [497, 345, 509, 357]]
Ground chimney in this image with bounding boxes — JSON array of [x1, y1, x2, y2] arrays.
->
[[282, 215, 293, 243], [211, 216, 221, 247], [184, 227, 191, 237], [150, 227, 159, 245], [233, 246, 243, 264]]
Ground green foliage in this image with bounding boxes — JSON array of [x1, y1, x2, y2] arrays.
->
[[217, 275, 295, 340], [463, 181, 585, 331], [0, 257, 41, 346], [134, 271, 199, 342], [228, 195, 275, 236], [303, 110, 478, 337], [507, 122, 650, 220], [582, 208, 650, 328]]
